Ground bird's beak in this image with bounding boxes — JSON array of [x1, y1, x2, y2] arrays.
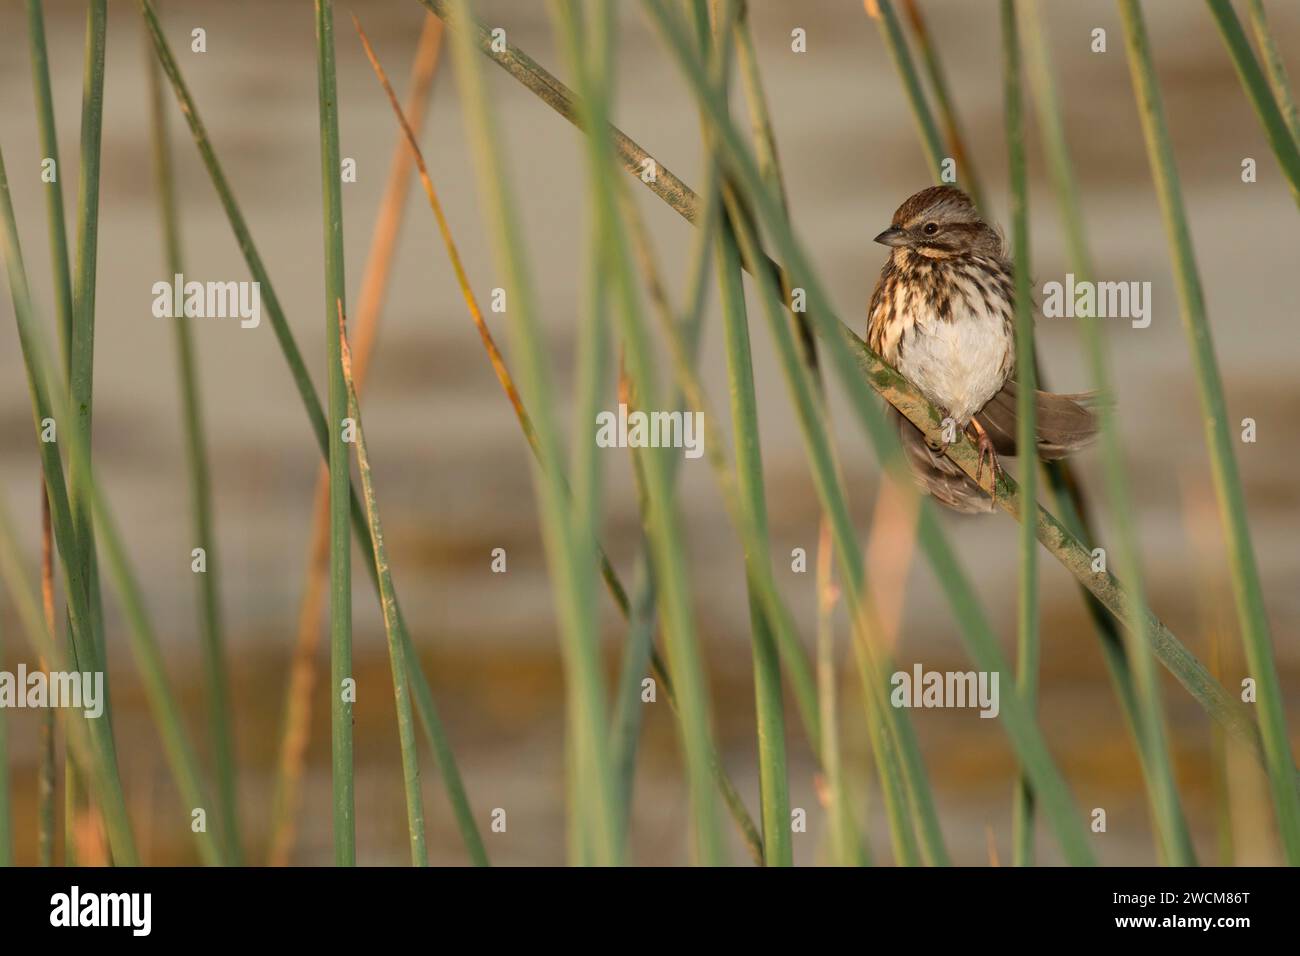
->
[[874, 226, 908, 248]]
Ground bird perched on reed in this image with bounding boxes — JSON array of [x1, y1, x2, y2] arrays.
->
[[867, 185, 1097, 513]]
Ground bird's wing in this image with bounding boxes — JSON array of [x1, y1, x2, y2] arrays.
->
[[865, 258, 896, 353]]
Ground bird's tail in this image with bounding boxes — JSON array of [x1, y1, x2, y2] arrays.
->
[[891, 381, 1099, 513], [973, 380, 1100, 460]]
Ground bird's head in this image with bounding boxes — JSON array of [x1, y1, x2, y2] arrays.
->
[[873, 185, 1002, 259]]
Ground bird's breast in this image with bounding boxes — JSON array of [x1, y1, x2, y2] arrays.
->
[[888, 261, 1014, 425]]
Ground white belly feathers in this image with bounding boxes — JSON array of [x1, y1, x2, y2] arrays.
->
[[894, 279, 1014, 426]]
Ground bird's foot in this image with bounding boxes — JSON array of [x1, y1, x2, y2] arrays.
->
[[969, 418, 1002, 508]]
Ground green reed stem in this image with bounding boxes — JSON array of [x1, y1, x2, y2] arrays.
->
[[410, 0, 754, 868], [337, 309, 428, 866], [730, 1, 876, 864], [1208, 627, 1234, 864], [608, 158, 718, 845], [550, 2, 628, 865], [618, 182, 765, 864], [1020, 0, 1197, 866], [624, 179, 841, 859], [416, 0, 701, 223], [564, 246, 609, 863], [725, 180, 938, 867], [705, 0, 944, 867], [4, 158, 227, 868], [1020, 0, 1198, 864], [25, 0, 74, 866], [68, 0, 114, 862], [269, 14, 443, 869], [11, 216, 225, 866], [0, 141, 138, 866], [702, 0, 915, 868], [447, 0, 626, 864], [1244, 0, 1300, 146], [0, 499, 134, 865], [623, 177, 867, 861], [609, 552, 654, 829], [359, 7, 721, 864], [689, 0, 791, 867], [140, 0, 327, 465], [1119, 0, 1300, 863], [900, 0, 987, 210], [1002, 0, 1040, 868], [140, 0, 488, 865], [69, 0, 109, 696], [732, 3, 785, 216], [145, 14, 240, 865], [626, 117, 928, 862], [90, 479, 224, 868], [314, 0, 354, 867], [400, 618, 489, 864], [546, 0, 717, 864], [755, 202, 924, 866], [68, 6, 116, 857], [717, 210, 792, 866], [872, 1, 946, 182], [19, 309, 224, 866], [1205, 0, 1300, 207], [25, 0, 74, 367]]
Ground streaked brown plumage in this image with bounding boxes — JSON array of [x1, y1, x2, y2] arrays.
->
[[867, 185, 1097, 513]]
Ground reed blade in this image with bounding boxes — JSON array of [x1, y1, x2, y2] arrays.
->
[[1119, 0, 1300, 863], [338, 306, 429, 866], [1001, 0, 1043, 869], [145, 4, 241, 864], [1020, 0, 1197, 866], [312, 0, 355, 866]]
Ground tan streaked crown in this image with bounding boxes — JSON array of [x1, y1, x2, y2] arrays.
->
[[891, 185, 980, 228]]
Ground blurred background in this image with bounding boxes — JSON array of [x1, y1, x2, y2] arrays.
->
[[0, 0, 1296, 864]]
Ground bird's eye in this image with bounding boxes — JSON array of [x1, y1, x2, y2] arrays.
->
[[923, 222, 939, 235]]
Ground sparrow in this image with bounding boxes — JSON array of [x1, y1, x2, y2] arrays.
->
[[867, 185, 1097, 513]]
